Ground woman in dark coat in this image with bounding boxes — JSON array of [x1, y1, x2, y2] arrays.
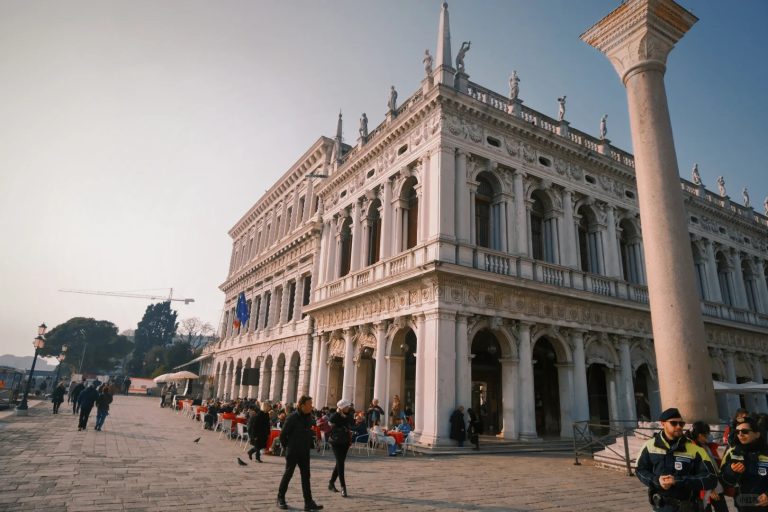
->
[[328, 399, 354, 497], [467, 407, 480, 450], [51, 382, 66, 414], [449, 406, 466, 447], [247, 402, 271, 462], [94, 384, 113, 431]]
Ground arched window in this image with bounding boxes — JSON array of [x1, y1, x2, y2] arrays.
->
[[619, 219, 643, 284], [339, 216, 353, 277], [576, 206, 601, 274], [530, 193, 545, 261], [743, 259, 758, 311], [475, 177, 493, 248], [367, 200, 382, 266], [716, 251, 733, 306], [530, 191, 556, 263], [402, 178, 419, 250]]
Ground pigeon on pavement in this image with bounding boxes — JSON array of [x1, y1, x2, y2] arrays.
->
[[237, 458, 248, 466], [193, 437, 201, 443]]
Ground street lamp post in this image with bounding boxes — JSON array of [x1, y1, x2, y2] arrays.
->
[[16, 323, 47, 415]]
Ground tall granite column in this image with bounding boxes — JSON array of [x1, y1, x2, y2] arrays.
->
[[570, 330, 590, 423], [582, 0, 717, 421], [373, 321, 388, 408], [341, 328, 356, 402], [517, 322, 538, 439], [315, 334, 330, 407]]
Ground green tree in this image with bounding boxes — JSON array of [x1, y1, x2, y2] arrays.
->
[[128, 301, 178, 376], [42, 317, 133, 375]]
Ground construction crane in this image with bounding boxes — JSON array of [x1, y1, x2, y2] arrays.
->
[[59, 288, 195, 305]]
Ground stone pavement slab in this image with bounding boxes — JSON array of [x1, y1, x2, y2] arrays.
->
[[0, 396, 656, 511]]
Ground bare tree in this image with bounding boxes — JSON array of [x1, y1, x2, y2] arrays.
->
[[177, 317, 215, 350]]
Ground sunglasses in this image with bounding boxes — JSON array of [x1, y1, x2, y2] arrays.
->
[[666, 421, 685, 427], [736, 429, 754, 435]]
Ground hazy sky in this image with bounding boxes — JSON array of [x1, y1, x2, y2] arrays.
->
[[1, 0, 766, 358]]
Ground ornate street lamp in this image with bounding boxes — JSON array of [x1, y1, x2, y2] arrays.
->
[[16, 324, 47, 415]]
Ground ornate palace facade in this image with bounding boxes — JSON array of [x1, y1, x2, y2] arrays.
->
[[200, 4, 768, 446]]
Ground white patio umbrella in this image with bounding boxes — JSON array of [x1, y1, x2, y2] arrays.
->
[[153, 373, 172, 384], [169, 371, 199, 380]]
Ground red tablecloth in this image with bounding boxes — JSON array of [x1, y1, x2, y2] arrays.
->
[[267, 430, 281, 452], [311, 425, 320, 440], [386, 431, 405, 445]]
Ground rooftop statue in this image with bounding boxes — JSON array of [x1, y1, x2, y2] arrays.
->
[[423, 49, 433, 77], [557, 96, 566, 122], [764, 196, 768, 216], [388, 86, 398, 115], [743, 187, 750, 208], [456, 41, 471, 72], [509, 71, 520, 101], [599, 114, 608, 140], [691, 164, 702, 186], [716, 176, 726, 197], [359, 113, 368, 140]]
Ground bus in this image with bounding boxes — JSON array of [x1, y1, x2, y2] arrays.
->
[[0, 366, 26, 410]]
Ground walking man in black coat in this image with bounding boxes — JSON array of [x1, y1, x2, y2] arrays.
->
[[71, 378, 86, 414], [77, 383, 98, 431], [247, 402, 271, 462], [277, 395, 323, 511]]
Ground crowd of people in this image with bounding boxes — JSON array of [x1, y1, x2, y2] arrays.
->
[[637, 406, 768, 512], [46, 378, 117, 431]]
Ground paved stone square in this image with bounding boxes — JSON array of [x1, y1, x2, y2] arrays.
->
[[0, 395, 652, 511]]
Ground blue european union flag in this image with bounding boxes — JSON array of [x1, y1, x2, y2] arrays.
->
[[235, 292, 249, 329]]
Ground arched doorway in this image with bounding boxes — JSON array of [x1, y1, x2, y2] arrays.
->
[[354, 346, 375, 410], [471, 330, 502, 435], [533, 337, 560, 437], [389, 327, 417, 421], [587, 364, 610, 428], [633, 364, 653, 422], [327, 355, 343, 409]]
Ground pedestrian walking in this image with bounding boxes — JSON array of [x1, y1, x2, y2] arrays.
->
[[247, 402, 271, 462], [636, 408, 717, 511], [67, 380, 77, 404], [51, 382, 66, 414], [71, 378, 86, 414], [94, 384, 113, 431], [123, 377, 131, 395], [449, 405, 466, 447], [277, 395, 323, 511], [721, 416, 768, 511], [76, 382, 99, 431], [328, 399, 354, 497], [467, 407, 480, 450]]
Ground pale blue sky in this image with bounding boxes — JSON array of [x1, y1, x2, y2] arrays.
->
[[1, 0, 766, 358]]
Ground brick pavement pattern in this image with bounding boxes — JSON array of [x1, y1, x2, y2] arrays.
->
[[0, 396, 652, 511]]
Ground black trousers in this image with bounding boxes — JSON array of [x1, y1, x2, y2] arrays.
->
[[73, 398, 80, 414], [78, 405, 94, 429], [278, 455, 313, 504], [53, 401, 62, 414], [329, 443, 350, 488]]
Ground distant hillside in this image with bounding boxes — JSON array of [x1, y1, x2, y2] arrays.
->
[[0, 354, 57, 371]]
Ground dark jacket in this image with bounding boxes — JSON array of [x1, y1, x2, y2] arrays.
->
[[365, 405, 384, 427], [248, 410, 271, 449], [279, 410, 315, 459], [51, 386, 66, 404], [636, 431, 717, 504], [329, 411, 354, 446], [71, 382, 85, 401], [721, 442, 768, 509], [449, 409, 466, 442], [96, 392, 113, 411], [77, 386, 99, 409]]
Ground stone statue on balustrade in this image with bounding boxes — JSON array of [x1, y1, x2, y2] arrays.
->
[[599, 114, 608, 140], [388, 86, 398, 115], [509, 71, 520, 101], [423, 49, 433, 77], [691, 163, 702, 186], [456, 41, 471, 72], [557, 96, 567, 122], [743, 187, 750, 208], [359, 113, 368, 140], [716, 176, 726, 197], [764, 196, 768, 216]]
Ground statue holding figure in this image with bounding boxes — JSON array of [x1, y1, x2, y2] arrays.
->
[[599, 114, 608, 140], [388, 86, 398, 115], [423, 49, 433, 77], [456, 41, 471, 72], [691, 163, 702, 186], [509, 70, 520, 101], [743, 187, 750, 208], [359, 113, 368, 140], [557, 96, 567, 122], [716, 176, 726, 197]]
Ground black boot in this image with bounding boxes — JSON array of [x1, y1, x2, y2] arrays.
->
[[304, 502, 323, 511], [247, 449, 253, 460], [276, 496, 288, 510], [328, 482, 339, 492], [341, 487, 348, 498]]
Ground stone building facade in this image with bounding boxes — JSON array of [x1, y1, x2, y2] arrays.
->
[[201, 4, 768, 446]]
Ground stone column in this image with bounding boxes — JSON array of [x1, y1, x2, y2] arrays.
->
[[269, 362, 281, 403], [513, 170, 528, 256], [309, 334, 320, 398], [341, 328, 356, 402], [468, 182, 477, 246], [304, 178, 315, 223], [582, 0, 718, 421], [753, 358, 768, 413], [373, 321, 388, 407], [315, 334, 330, 407], [704, 239, 723, 303], [499, 357, 519, 439], [455, 313, 471, 412], [731, 251, 749, 309], [517, 322, 537, 439], [231, 364, 241, 400], [618, 337, 637, 424], [455, 149, 470, 244], [607, 368, 620, 422], [414, 314, 426, 434], [292, 277, 304, 322], [350, 200, 362, 272], [419, 311, 457, 446], [327, 217, 339, 282], [604, 205, 622, 278], [724, 350, 740, 417], [380, 179, 393, 260], [258, 358, 269, 401], [570, 330, 590, 423], [561, 189, 577, 268], [754, 259, 768, 314], [419, 154, 431, 240]]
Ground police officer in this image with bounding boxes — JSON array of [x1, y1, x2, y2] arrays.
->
[[636, 408, 717, 511], [720, 415, 768, 510]]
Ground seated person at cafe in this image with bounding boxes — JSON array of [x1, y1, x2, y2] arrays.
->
[[275, 412, 287, 429], [203, 401, 220, 430], [371, 421, 400, 456], [351, 415, 368, 443], [394, 417, 411, 436]]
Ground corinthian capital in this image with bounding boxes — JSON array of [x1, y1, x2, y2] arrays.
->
[[580, 0, 697, 84]]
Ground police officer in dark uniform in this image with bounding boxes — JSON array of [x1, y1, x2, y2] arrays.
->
[[636, 408, 718, 511], [277, 395, 323, 512]]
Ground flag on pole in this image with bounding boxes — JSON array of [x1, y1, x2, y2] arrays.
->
[[234, 292, 249, 330]]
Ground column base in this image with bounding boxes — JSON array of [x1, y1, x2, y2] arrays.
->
[[518, 432, 541, 442]]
